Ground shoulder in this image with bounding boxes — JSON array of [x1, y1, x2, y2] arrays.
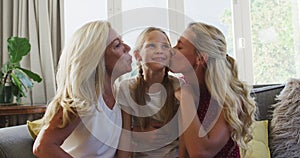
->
[[116, 78, 136, 104], [35, 106, 80, 146], [48, 106, 79, 128], [118, 77, 137, 88], [168, 75, 184, 90]]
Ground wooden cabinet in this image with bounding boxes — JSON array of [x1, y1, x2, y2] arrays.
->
[[0, 104, 47, 127]]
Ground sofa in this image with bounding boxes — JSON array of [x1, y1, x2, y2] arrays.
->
[[0, 84, 285, 158]]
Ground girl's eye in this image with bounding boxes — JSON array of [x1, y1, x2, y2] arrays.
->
[[162, 44, 170, 49], [147, 43, 155, 48]]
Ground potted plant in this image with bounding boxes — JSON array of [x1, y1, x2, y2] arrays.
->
[[0, 36, 42, 104]]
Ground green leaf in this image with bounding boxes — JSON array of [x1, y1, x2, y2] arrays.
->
[[2, 62, 11, 74], [7, 37, 31, 64], [16, 67, 42, 83], [11, 84, 24, 97], [14, 69, 34, 88], [10, 73, 26, 97], [0, 71, 3, 80]]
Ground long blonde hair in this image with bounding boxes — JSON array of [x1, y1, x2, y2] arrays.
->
[[42, 21, 111, 128], [187, 22, 256, 154], [131, 27, 178, 129]]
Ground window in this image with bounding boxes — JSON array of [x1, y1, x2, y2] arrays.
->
[[184, 0, 234, 56], [121, 0, 168, 51], [66, 0, 300, 84], [117, 0, 169, 77], [249, 0, 300, 84]]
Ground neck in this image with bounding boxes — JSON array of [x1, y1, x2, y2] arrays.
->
[[104, 74, 114, 94], [102, 74, 115, 109], [183, 66, 206, 94], [143, 67, 166, 92]]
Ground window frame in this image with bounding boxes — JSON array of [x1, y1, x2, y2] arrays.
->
[[109, 0, 255, 84]]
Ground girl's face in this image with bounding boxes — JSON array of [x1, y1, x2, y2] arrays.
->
[[105, 29, 132, 77], [170, 29, 199, 73], [136, 30, 171, 71]]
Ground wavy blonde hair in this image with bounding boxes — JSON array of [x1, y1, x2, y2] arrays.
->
[[41, 21, 111, 128], [187, 22, 256, 155]]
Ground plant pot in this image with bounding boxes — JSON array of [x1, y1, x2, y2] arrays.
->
[[0, 85, 14, 103]]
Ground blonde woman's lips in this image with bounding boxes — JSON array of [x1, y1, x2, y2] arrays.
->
[[128, 58, 132, 64]]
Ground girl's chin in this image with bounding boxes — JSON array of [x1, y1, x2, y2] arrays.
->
[[146, 62, 168, 67]]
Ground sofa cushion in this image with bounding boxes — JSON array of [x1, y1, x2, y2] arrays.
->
[[244, 120, 270, 158], [27, 119, 43, 140], [0, 125, 36, 158], [270, 78, 300, 158]]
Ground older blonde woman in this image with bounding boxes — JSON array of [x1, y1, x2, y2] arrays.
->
[[33, 20, 132, 158], [170, 22, 256, 158]]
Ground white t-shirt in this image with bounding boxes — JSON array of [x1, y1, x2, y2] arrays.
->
[[116, 77, 180, 157], [61, 96, 122, 158]]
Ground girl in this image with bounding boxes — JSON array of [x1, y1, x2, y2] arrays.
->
[[117, 27, 180, 158]]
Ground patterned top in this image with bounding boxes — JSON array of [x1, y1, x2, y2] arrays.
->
[[197, 88, 240, 158]]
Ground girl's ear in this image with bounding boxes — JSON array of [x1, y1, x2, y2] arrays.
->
[[134, 50, 142, 61]]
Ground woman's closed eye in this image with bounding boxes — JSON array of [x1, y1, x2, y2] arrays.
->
[[175, 46, 182, 50], [114, 40, 121, 48]]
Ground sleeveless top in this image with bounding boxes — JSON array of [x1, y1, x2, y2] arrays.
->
[[117, 77, 180, 158], [61, 96, 122, 158], [197, 88, 240, 158]]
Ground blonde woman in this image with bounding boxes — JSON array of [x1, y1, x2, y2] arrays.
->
[[117, 27, 180, 157], [33, 20, 132, 158], [170, 22, 256, 157]]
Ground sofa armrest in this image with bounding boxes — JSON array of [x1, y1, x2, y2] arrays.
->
[[0, 124, 36, 158]]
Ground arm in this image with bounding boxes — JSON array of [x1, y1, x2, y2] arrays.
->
[[178, 135, 189, 158], [179, 85, 231, 158], [176, 88, 188, 158], [117, 110, 133, 158], [33, 107, 80, 158]]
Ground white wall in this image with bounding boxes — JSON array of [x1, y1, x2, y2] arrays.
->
[[64, 0, 107, 44]]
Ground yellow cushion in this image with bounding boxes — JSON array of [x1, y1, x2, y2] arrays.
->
[[27, 119, 43, 140], [242, 120, 271, 158]]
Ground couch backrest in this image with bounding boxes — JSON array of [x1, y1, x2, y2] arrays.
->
[[251, 84, 285, 121]]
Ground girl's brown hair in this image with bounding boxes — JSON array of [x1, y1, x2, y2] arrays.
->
[[130, 27, 178, 129]]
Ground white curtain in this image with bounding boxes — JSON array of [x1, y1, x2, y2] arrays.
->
[[0, 0, 64, 104]]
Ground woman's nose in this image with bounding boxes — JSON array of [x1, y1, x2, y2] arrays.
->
[[124, 43, 131, 52], [173, 44, 178, 49]]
